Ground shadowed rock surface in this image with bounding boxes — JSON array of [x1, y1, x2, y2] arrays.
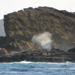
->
[[0, 7, 75, 62], [0, 49, 75, 62], [68, 47, 75, 52]]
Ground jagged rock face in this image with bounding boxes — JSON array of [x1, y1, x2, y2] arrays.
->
[[4, 7, 75, 52]]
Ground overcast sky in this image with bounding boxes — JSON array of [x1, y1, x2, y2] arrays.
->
[[0, 0, 75, 19]]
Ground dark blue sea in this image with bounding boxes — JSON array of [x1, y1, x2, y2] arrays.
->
[[0, 61, 75, 75]]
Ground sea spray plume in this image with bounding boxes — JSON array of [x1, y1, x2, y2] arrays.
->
[[31, 32, 53, 52]]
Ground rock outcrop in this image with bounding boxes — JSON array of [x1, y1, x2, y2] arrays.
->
[[0, 49, 75, 62], [0, 7, 75, 62], [4, 7, 75, 52]]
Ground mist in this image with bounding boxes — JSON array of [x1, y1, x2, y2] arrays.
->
[[31, 32, 53, 52], [0, 19, 6, 36]]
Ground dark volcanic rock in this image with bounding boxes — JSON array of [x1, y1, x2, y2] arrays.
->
[[68, 47, 75, 52], [0, 50, 75, 62]]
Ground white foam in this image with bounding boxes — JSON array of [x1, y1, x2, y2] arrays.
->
[[32, 32, 53, 51], [19, 60, 33, 63]]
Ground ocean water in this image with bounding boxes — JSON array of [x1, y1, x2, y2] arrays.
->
[[0, 61, 75, 75]]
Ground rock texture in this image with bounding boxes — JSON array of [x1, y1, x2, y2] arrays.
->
[[0, 7, 75, 62], [0, 49, 75, 62]]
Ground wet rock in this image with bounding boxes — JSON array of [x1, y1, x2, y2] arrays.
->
[[68, 47, 75, 52]]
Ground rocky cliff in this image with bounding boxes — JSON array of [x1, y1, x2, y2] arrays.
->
[[0, 7, 75, 62], [4, 7, 75, 51]]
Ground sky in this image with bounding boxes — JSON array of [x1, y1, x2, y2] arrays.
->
[[0, 0, 75, 19], [0, 0, 75, 36]]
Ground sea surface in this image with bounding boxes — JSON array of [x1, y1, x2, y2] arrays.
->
[[0, 61, 75, 75]]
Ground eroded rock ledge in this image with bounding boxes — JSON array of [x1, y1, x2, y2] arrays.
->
[[0, 49, 75, 62]]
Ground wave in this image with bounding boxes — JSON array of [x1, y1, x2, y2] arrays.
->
[[1, 60, 74, 65]]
